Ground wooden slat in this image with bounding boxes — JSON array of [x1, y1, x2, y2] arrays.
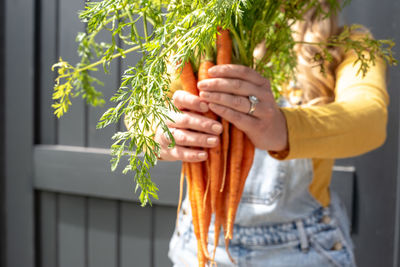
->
[[153, 205, 176, 267], [120, 202, 152, 267], [39, 192, 57, 267], [58, 194, 86, 267], [87, 23, 119, 148], [4, 0, 35, 266], [40, 0, 58, 144], [0, 0, 5, 262], [330, 166, 355, 228], [57, 0, 85, 146], [88, 198, 118, 267], [342, 2, 400, 267], [34, 145, 182, 205]]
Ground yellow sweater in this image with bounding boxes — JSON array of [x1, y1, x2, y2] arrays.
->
[[271, 51, 389, 207]]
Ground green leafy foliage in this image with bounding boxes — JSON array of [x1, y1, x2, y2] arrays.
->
[[52, 0, 397, 206]]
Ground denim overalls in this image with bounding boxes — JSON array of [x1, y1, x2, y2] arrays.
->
[[169, 145, 357, 267]]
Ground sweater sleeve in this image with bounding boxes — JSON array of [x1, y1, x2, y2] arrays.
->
[[272, 51, 389, 160]]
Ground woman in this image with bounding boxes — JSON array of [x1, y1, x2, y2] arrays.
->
[[159, 2, 388, 267]]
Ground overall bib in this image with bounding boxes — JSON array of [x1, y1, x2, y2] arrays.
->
[[168, 149, 357, 267]]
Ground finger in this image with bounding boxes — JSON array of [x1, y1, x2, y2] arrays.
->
[[209, 103, 260, 133], [200, 91, 268, 118], [197, 78, 270, 101], [159, 146, 208, 162], [172, 90, 209, 113], [207, 64, 269, 87], [159, 128, 219, 148], [167, 111, 223, 135]]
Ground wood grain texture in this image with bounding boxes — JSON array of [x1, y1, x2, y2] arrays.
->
[[40, 0, 58, 144], [87, 29, 119, 148], [153, 205, 176, 267], [57, 0, 85, 146], [4, 0, 35, 266], [39, 192, 58, 267], [34, 145, 182, 206], [120, 202, 152, 267], [58, 194, 86, 267], [88, 198, 118, 267]]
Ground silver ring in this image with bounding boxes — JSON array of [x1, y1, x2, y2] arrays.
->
[[248, 95, 259, 115]]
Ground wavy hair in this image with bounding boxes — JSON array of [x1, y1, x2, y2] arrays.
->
[[289, 2, 344, 106]]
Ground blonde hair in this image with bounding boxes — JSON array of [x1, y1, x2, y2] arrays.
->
[[290, 2, 344, 106]]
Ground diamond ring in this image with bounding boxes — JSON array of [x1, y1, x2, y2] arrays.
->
[[248, 95, 259, 115]]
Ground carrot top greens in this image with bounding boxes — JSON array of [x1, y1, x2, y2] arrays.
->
[[52, 0, 396, 206]]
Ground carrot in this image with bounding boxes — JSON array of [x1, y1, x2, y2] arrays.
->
[[226, 136, 255, 244], [216, 28, 232, 65], [198, 60, 215, 82], [191, 162, 210, 259], [221, 163, 236, 264], [199, 58, 226, 264], [197, 239, 206, 267], [216, 27, 232, 193], [237, 136, 255, 207], [198, 59, 222, 213], [186, 162, 208, 267], [225, 126, 244, 240], [187, 163, 203, 266], [180, 60, 211, 263], [180, 61, 199, 96]]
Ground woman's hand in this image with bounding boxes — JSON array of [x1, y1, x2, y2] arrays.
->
[[197, 64, 288, 152], [155, 90, 223, 162]]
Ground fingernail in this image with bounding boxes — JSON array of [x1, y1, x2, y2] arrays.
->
[[198, 152, 207, 159], [200, 102, 208, 112], [197, 81, 208, 89], [201, 92, 210, 98], [211, 124, 223, 134], [207, 137, 218, 145], [208, 66, 217, 74]]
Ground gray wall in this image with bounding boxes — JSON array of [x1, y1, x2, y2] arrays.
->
[[341, 1, 400, 266], [0, 0, 5, 265], [3, 0, 35, 267]]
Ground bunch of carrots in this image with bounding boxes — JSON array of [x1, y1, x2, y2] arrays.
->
[[176, 28, 255, 267]]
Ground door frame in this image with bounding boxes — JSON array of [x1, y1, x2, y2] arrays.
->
[[2, 0, 35, 267]]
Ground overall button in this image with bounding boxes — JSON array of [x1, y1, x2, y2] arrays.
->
[[321, 215, 331, 224], [332, 242, 343, 251]]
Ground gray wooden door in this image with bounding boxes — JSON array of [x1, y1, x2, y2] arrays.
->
[[2, 0, 35, 266], [35, 1, 181, 266], [2, 0, 400, 267], [341, 1, 400, 266]]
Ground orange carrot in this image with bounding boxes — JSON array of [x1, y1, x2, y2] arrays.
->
[[197, 239, 206, 267], [227, 136, 255, 243], [225, 126, 244, 240], [221, 163, 236, 264], [198, 60, 215, 82], [180, 61, 211, 263], [237, 136, 255, 207], [187, 163, 203, 266], [180, 61, 199, 96], [216, 27, 232, 193], [191, 162, 210, 259], [216, 28, 232, 65], [198, 60, 222, 213], [199, 59, 225, 264]]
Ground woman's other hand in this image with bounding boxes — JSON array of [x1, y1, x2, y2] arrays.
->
[[197, 64, 288, 152], [155, 90, 223, 162]]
